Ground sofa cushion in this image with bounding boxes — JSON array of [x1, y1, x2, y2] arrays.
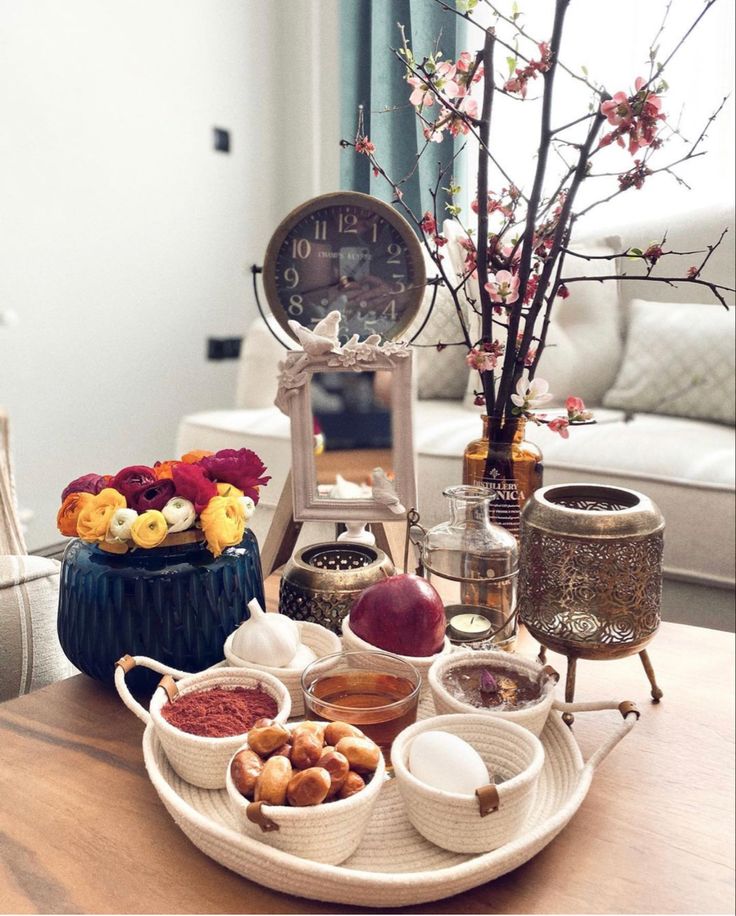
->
[[603, 298, 736, 424], [0, 555, 75, 701]]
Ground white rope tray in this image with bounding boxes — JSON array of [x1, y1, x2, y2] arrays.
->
[[141, 698, 637, 908]]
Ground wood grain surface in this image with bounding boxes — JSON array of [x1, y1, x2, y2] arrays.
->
[[0, 590, 733, 915]]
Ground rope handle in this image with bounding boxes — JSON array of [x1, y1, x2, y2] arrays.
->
[[552, 699, 640, 771], [113, 655, 193, 725]]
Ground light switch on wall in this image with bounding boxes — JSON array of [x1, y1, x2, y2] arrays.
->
[[213, 127, 231, 153]]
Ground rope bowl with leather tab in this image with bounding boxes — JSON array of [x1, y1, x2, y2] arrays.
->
[[225, 723, 386, 865], [390, 713, 544, 854], [428, 650, 560, 737], [114, 655, 291, 789]]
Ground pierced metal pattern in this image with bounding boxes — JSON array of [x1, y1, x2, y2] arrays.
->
[[519, 529, 663, 659], [302, 545, 376, 572], [548, 496, 631, 512], [278, 578, 360, 634]]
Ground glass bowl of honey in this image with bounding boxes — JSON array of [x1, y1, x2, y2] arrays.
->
[[301, 650, 421, 760]]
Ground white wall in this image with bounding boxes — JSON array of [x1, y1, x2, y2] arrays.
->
[[0, 0, 339, 550]]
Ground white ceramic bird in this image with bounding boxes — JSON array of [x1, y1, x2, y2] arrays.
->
[[371, 467, 406, 515], [287, 310, 342, 355]]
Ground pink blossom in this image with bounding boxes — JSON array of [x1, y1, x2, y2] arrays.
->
[[408, 77, 435, 109], [420, 211, 437, 236], [485, 270, 520, 304], [355, 135, 375, 155], [601, 92, 633, 127], [548, 417, 570, 438], [566, 396, 593, 422], [466, 341, 505, 372], [687, 265, 699, 278], [456, 51, 473, 73], [474, 394, 486, 406], [557, 284, 570, 299]]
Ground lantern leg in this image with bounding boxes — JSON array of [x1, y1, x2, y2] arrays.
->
[[639, 649, 663, 703], [537, 644, 547, 665], [562, 656, 577, 728]]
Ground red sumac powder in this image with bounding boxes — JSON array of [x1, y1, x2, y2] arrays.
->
[[160, 685, 278, 737]]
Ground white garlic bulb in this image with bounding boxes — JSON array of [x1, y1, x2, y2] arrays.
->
[[231, 598, 299, 667]]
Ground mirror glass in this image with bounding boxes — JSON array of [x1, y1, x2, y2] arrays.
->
[[310, 370, 393, 500]]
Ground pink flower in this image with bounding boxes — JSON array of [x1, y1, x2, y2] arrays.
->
[[557, 284, 570, 299], [420, 212, 437, 236], [566, 396, 593, 422], [355, 135, 375, 155], [408, 77, 435, 109], [485, 270, 520, 304], [548, 417, 570, 438], [466, 341, 505, 373], [601, 92, 633, 127], [687, 265, 699, 278], [643, 244, 663, 265], [456, 51, 473, 73]]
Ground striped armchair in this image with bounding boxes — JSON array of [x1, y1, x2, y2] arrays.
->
[[1, 410, 74, 701]]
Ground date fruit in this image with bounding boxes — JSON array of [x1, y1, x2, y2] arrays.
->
[[230, 749, 263, 799], [335, 736, 380, 773], [286, 767, 331, 807], [254, 755, 292, 805]]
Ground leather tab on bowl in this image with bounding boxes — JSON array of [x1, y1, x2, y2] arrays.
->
[[157, 675, 178, 703], [475, 784, 500, 817], [115, 655, 136, 673], [618, 700, 640, 720], [542, 665, 560, 683], [246, 801, 280, 833]]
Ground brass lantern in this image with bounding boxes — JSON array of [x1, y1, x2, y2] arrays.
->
[[519, 484, 664, 724]]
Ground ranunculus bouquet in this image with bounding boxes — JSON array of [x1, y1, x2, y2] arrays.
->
[[57, 448, 270, 557]]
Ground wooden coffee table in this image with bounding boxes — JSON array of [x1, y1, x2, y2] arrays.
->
[[0, 588, 733, 914]]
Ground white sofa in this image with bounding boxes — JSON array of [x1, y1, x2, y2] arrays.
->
[[178, 207, 735, 600]]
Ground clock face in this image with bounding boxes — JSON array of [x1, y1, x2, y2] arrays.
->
[[263, 192, 426, 343]]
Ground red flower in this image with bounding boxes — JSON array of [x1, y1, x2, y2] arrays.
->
[[130, 478, 176, 513], [199, 449, 271, 503], [557, 284, 570, 299], [687, 266, 699, 279], [109, 466, 157, 505], [61, 473, 107, 502], [172, 463, 218, 514]]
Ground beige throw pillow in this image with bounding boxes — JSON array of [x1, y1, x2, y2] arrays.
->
[[603, 298, 736, 424]]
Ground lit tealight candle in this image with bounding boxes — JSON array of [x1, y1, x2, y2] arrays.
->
[[448, 612, 492, 641]]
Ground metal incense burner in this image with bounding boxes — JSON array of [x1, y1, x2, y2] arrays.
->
[[519, 484, 664, 724]]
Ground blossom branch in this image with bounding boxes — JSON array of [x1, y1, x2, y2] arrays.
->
[[559, 273, 734, 309]]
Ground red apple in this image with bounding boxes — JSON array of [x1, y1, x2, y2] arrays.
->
[[349, 574, 446, 657]]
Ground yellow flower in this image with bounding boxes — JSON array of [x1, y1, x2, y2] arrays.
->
[[200, 495, 245, 557], [130, 510, 168, 548], [76, 488, 127, 542], [216, 482, 244, 499]]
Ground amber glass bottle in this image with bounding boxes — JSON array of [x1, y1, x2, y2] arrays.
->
[[463, 416, 543, 539]]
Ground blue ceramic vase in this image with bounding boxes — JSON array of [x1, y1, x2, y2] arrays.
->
[[57, 530, 264, 690]]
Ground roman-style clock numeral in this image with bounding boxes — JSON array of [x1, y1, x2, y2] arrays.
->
[[338, 212, 358, 234], [313, 220, 327, 241]]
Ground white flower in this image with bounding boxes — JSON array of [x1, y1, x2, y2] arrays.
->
[[240, 496, 256, 521], [162, 497, 196, 532], [107, 507, 138, 541], [510, 375, 554, 411]]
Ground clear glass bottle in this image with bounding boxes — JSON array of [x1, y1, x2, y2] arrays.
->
[[463, 416, 543, 539], [421, 485, 518, 650]]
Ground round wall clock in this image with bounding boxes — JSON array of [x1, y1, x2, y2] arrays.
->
[[262, 191, 426, 343]]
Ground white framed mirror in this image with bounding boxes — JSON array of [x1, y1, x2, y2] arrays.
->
[[276, 340, 416, 523]]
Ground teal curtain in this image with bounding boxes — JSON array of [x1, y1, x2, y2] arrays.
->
[[340, 0, 466, 222]]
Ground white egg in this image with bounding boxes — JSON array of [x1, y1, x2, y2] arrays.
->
[[408, 731, 490, 795], [286, 643, 318, 670]]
